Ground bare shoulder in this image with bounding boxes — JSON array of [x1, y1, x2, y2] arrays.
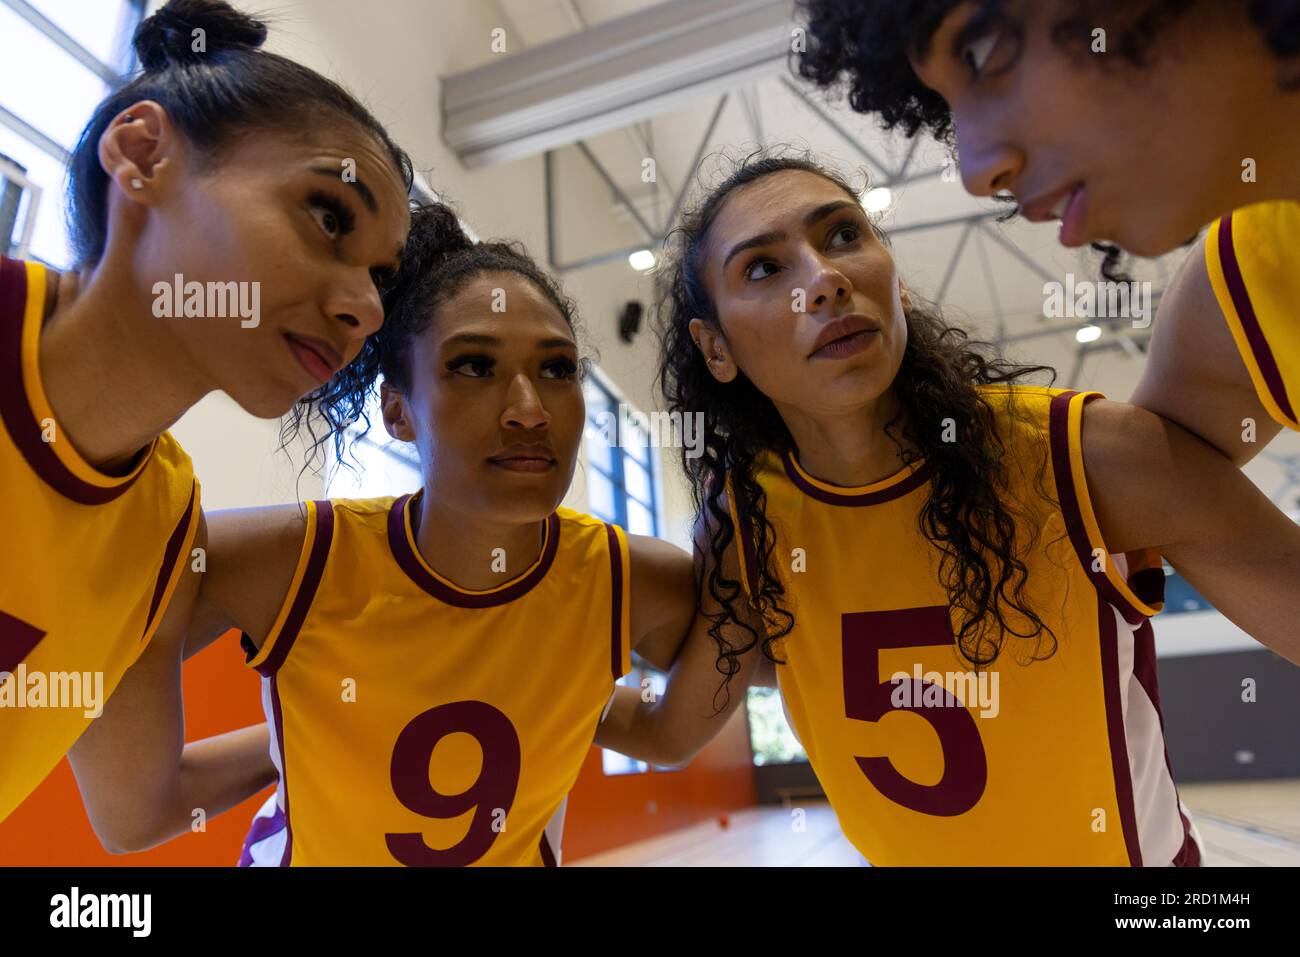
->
[[201, 503, 313, 649]]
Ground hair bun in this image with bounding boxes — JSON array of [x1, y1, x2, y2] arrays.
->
[[134, 0, 267, 72]]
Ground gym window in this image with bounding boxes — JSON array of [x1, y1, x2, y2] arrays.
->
[[0, 0, 147, 266], [582, 372, 660, 537]]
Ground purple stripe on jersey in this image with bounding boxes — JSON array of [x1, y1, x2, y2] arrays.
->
[[387, 492, 560, 608], [781, 447, 932, 507], [0, 257, 147, 505], [1219, 213, 1297, 424], [604, 523, 625, 680], [141, 483, 197, 640], [270, 672, 293, 867], [539, 830, 558, 868], [1130, 618, 1202, 867], [1097, 594, 1142, 866], [255, 500, 335, 677], [237, 802, 286, 867], [1047, 391, 1148, 627]]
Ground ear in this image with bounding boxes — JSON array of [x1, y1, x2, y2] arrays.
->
[[380, 382, 416, 442], [898, 276, 913, 313], [97, 100, 183, 207], [688, 317, 738, 384]]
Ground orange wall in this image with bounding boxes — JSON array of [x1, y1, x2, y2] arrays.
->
[[0, 631, 272, 866], [0, 632, 758, 865]]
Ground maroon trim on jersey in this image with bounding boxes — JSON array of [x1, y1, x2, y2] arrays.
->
[[0, 257, 151, 504], [605, 523, 626, 680], [1131, 618, 1203, 867], [781, 447, 931, 507], [1048, 390, 1148, 627], [141, 482, 197, 640], [539, 831, 558, 867], [1098, 595, 1143, 866], [1219, 213, 1297, 425], [387, 492, 560, 608], [269, 673, 293, 867], [254, 501, 335, 678], [0, 610, 46, 678]]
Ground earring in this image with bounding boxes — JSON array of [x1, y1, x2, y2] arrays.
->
[[130, 178, 143, 190]]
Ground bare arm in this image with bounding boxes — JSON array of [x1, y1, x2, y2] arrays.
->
[[626, 533, 696, 672], [1129, 247, 1281, 467], [597, 504, 769, 765], [1083, 399, 1300, 665], [67, 514, 278, 853], [67, 503, 309, 853]]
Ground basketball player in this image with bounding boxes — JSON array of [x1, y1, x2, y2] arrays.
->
[[794, 0, 1300, 464], [1, 0, 412, 826], [596, 154, 1300, 866], [70, 205, 699, 865]]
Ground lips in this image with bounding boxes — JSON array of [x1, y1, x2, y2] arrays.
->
[[1021, 182, 1082, 224], [489, 445, 557, 473], [284, 332, 344, 384], [808, 314, 880, 359]]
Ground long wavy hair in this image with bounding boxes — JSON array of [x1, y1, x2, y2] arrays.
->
[[658, 151, 1063, 700]]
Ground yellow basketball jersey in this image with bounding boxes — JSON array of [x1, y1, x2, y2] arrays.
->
[[1205, 201, 1300, 431], [730, 385, 1200, 866], [0, 257, 200, 824], [240, 492, 632, 866]]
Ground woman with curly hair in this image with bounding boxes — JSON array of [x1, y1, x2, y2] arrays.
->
[[69, 204, 698, 866], [595, 152, 1300, 865], [793, 0, 1300, 468]]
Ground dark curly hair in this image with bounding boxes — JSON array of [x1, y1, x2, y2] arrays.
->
[[282, 202, 588, 473], [795, 0, 1300, 144], [658, 150, 1064, 704], [66, 0, 414, 267], [794, 0, 1300, 279]]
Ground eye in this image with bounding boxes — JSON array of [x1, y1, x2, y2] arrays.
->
[[962, 29, 1000, 75], [541, 358, 578, 380], [307, 191, 356, 241], [447, 355, 494, 377], [743, 259, 780, 282], [828, 222, 860, 248]]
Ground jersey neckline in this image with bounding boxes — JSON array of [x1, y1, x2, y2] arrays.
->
[[386, 489, 561, 608], [0, 256, 156, 504], [780, 447, 931, 507]]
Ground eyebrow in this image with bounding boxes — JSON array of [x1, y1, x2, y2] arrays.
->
[[721, 200, 861, 271], [310, 166, 378, 214], [442, 332, 576, 350]]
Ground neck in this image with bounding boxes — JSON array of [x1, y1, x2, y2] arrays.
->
[[38, 257, 212, 472], [776, 388, 917, 487], [412, 490, 547, 591]]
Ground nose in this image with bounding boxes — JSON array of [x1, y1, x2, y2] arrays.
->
[[804, 254, 852, 313], [501, 372, 551, 431], [954, 109, 1024, 198], [324, 267, 385, 341]]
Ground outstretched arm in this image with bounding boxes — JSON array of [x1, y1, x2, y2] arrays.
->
[[1083, 399, 1300, 665], [67, 513, 278, 853], [67, 503, 308, 853], [598, 506, 770, 766]]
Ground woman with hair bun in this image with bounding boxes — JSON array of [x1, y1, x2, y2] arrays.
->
[[1, 0, 413, 826]]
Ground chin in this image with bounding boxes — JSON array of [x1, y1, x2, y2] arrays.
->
[[226, 381, 309, 420]]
